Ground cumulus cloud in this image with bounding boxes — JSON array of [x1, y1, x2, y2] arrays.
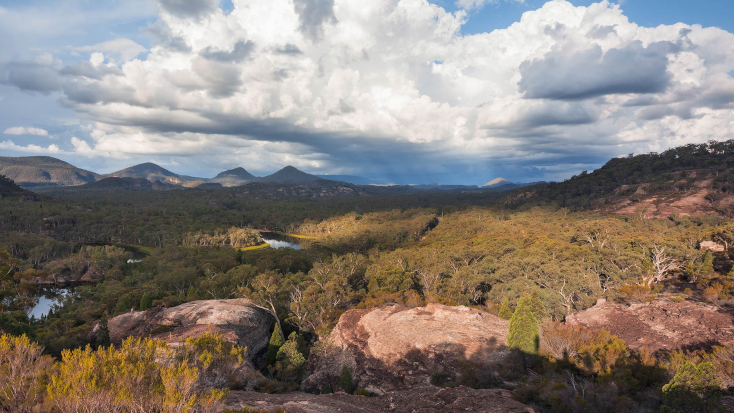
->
[[292, 0, 336, 41], [456, 0, 523, 11], [519, 41, 673, 101], [4, 127, 49, 136], [0, 140, 60, 153], [2, 0, 734, 183], [156, 0, 219, 20], [73, 39, 147, 63]]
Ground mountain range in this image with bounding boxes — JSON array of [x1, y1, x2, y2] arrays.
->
[[0, 156, 523, 190]]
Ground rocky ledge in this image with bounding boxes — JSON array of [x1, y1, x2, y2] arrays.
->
[[566, 299, 734, 352], [305, 303, 510, 394], [106, 298, 274, 368], [225, 386, 534, 413]]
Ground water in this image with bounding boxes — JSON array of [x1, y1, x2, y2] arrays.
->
[[260, 233, 302, 250], [29, 288, 72, 319]]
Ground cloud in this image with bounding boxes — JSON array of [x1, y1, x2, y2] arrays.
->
[[2, 0, 734, 183], [456, 0, 524, 11], [156, 0, 219, 20], [73, 39, 147, 63], [518, 41, 673, 101], [0, 140, 60, 154], [4, 127, 49, 136], [292, 0, 336, 41], [200, 41, 255, 62]]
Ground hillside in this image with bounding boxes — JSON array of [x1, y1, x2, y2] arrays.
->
[[209, 167, 257, 187], [512, 140, 734, 217], [259, 166, 327, 183], [105, 163, 204, 185], [79, 177, 176, 191], [0, 174, 26, 197], [0, 156, 100, 187]]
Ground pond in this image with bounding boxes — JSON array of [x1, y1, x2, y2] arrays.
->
[[29, 288, 73, 319], [260, 232, 302, 250]]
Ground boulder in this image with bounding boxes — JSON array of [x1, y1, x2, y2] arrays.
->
[[107, 298, 274, 368], [305, 303, 510, 393], [225, 386, 535, 413], [566, 300, 734, 352], [700, 240, 726, 252]]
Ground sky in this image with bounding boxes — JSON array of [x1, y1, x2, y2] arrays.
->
[[0, 0, 733, 185]]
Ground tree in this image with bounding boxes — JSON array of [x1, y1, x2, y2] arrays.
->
[[498, 298, 513, 320], [662, 361, 723, 413], [239, 271, 286, 342], [337, 365, 354, 394], [140, 293, 152, 311], [96, 316, 111, 348], [508, 293, 539, 354], [275, 333, 305, 382], [266, 323, 284, 368], [529, 289, 546, 321]]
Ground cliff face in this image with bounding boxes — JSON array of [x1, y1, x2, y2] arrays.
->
[[305, 303, 510, 394], [106, 298, 274, 368]]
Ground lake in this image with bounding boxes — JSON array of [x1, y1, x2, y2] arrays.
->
[[29, 288, 73, 319], [260, 232, 302, 250]]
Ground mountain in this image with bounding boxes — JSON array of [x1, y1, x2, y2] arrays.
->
[[0, 156, 100, 187], [105, 163, 204, 185], [259, 166, 327, 183], [509, 140, 734, 217], [209, 167, 257, 187], [483, 177, 512, 187]]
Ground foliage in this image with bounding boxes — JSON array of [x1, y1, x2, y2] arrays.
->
[[508, 293, 539, 354], [337, 365, 354, 394], [0, 334, 52, 413], [274, 333, 305, 382], [498, 298, 513, 320], [661, 361, 723, 413], [266, 323, 284, 368]]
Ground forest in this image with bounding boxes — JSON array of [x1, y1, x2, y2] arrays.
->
[[3, 143, 734, 412]]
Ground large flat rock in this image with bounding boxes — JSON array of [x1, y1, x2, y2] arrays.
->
[[108, 298, 274, 368], [566, 300, 734, 352], [306, 303, 510, 393]]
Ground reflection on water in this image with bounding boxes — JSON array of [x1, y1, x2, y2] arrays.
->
[[260, 233, 302, 250], [29, 288, 72, 319]]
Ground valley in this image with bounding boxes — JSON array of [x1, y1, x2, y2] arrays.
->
[[3, 141, 734, 412]]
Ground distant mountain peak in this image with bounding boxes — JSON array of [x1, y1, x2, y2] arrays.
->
[[215, 167, 256, 179], [483, 177, 512, 187], [261, 166, 323, 183]]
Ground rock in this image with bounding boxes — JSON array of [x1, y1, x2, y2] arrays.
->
[[305, 303, 510, 393], [225, 386, 535, 413], [700, 240, 726, 252], [566, 300, 734, 353], [107, 298, 274, 368]]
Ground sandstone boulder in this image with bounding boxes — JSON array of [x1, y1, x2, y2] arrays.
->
[[107, 298, 274, 368], [700, 240, 726, 252], [566, 300, 734, 352], [305, 303, 510, 393], [225, 386, 534, 413]]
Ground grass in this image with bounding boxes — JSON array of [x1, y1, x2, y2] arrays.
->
[[241, 243, 271, 251], [113, 243, 153, 256], [286, 233, 318, 240]]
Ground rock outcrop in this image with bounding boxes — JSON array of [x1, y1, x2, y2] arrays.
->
[[305, 303, 510, 394], [566, 300, 734, 352], [225, 386, 535, 413], [107, 299, 274, 368]]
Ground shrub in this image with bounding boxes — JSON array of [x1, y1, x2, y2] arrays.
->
[[662, 361, 723, 413], [618, 284, 652, 303], [337, 365, 354, 394], [498, 298, 513, 320], [508, 293, 539, 354], [0, 334, 53, 413]]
